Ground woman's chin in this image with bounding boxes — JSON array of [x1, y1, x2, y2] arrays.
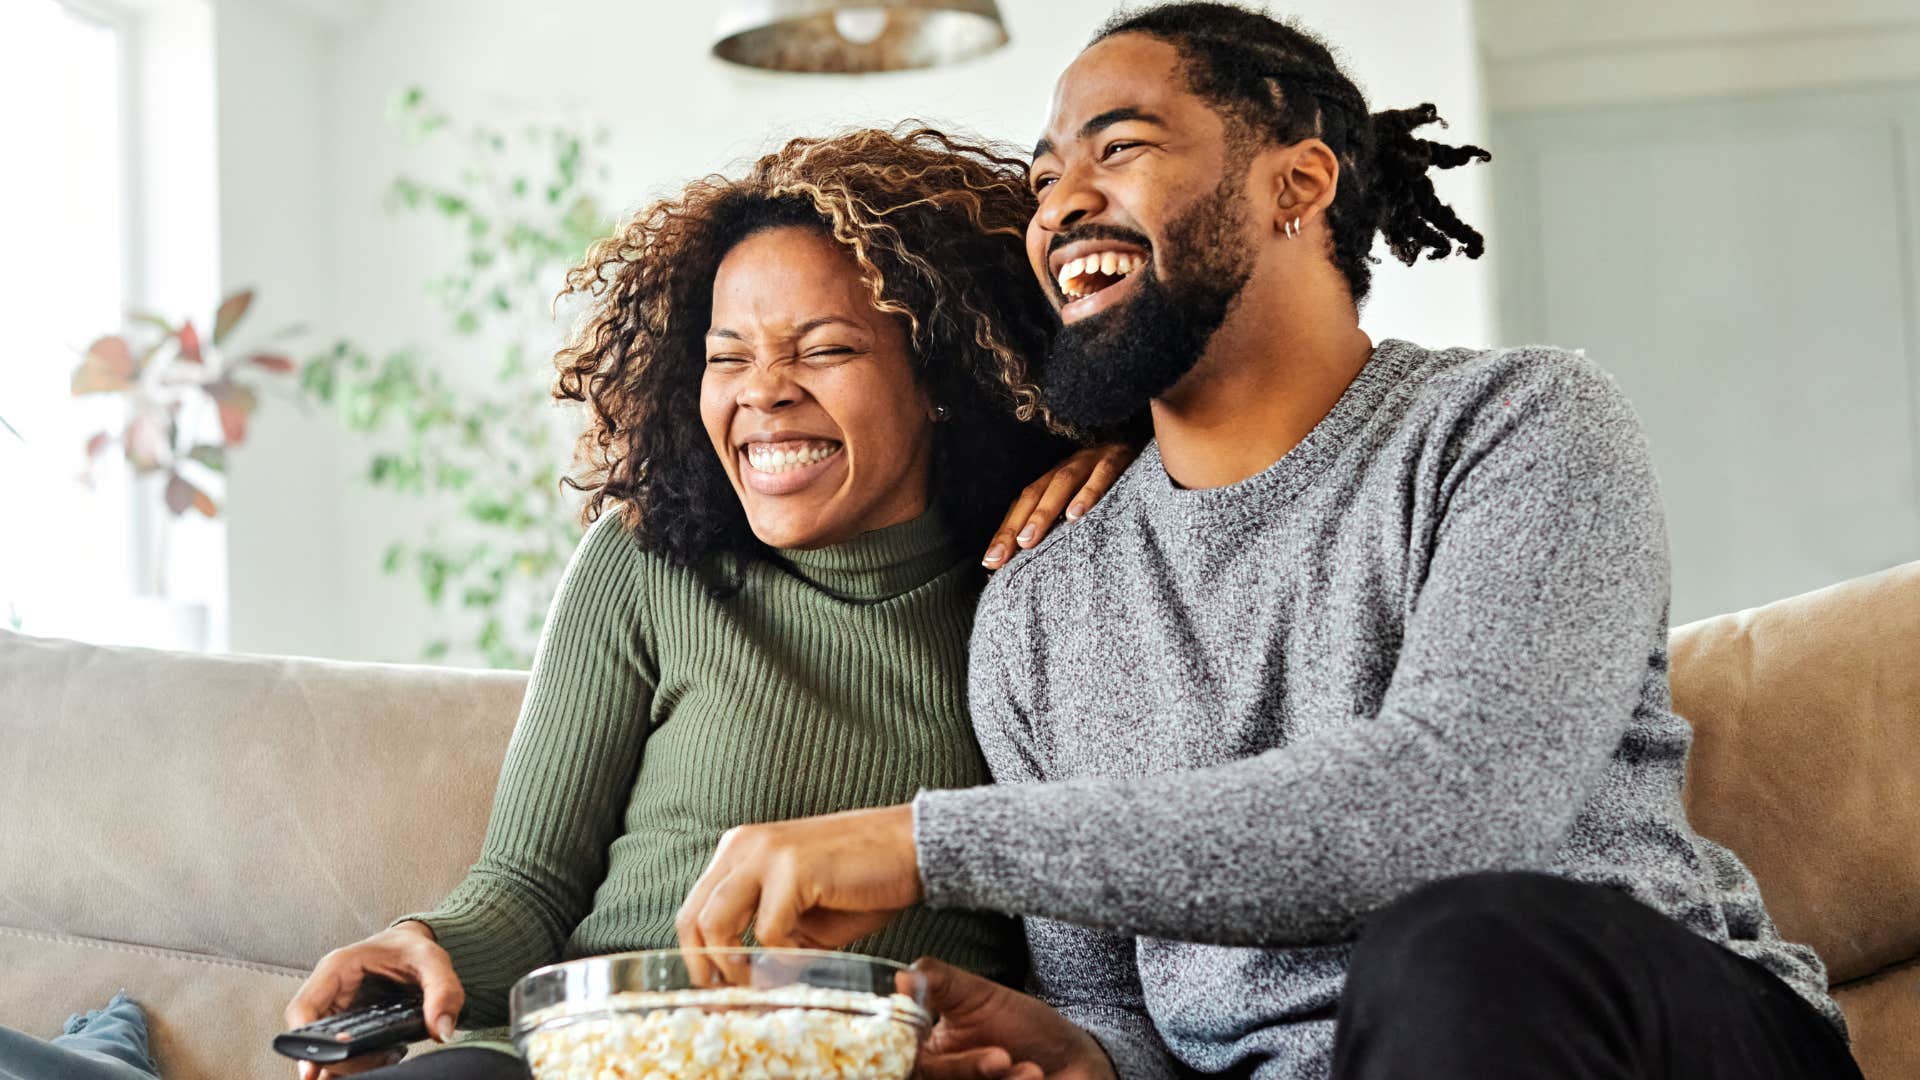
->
[[745, 506, 842, 550]]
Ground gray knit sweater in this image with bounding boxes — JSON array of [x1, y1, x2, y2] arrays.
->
[[911, 340, 1841, 1079]]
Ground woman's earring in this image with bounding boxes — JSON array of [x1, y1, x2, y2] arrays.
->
[[931, 405, 950, 422]]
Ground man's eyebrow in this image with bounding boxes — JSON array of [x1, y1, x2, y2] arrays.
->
[[1032, 107, 1166, 164], [1081, 106, 1164, 139], [707, 327, 743, 340]]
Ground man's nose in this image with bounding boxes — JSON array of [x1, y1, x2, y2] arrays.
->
[[1035, 164, 1105, 235]]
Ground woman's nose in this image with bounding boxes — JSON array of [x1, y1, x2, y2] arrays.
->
[[737, 364, 800, 412]]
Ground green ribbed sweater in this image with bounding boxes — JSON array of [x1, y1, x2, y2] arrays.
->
[[403, 508, 1021, 1039]]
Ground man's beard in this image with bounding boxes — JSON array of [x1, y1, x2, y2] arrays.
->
[[1037, 177, 1257, 430]]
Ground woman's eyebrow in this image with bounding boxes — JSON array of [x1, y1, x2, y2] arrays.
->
[[793, 316, 867, 335], [706, 316, 866, 340]]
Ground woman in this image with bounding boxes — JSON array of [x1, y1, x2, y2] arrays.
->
[[284, 126, 1128, 1080]]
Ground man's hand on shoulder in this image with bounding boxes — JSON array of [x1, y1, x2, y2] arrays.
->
[[913, 959, 1117, 1080]]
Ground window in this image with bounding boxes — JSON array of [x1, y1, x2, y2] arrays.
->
[[0, 1, 174, 646]]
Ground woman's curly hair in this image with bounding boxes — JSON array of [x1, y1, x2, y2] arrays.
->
[[554, 125, 1072, 569]]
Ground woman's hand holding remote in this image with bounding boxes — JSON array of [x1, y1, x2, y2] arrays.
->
[[284, 920, 463, 1079]]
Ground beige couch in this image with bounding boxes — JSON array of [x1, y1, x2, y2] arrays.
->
[[2, 562, 1916, 1079]]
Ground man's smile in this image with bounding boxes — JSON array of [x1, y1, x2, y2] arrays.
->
[[1049, 239, 1152, 322], [1059, 262, 1146, 323]]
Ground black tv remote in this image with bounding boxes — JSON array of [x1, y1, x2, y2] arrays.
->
[[274, 990, 430, 1064]]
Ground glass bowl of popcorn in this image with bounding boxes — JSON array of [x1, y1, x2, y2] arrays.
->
[[510, 948, 933, 1080]]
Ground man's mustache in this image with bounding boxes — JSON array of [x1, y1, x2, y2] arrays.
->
[[1047, 224, 1152, 256]]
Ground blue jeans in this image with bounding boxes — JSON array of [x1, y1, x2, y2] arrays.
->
[[0, 991, 157, 1080]]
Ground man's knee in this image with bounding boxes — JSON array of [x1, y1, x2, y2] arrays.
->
[[1335, 873, 1655, 1079], [1349, 871, 1593, 1000]]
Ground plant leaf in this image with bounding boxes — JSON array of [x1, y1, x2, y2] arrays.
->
[[177, 320, 204, 364], [165, 471, 218, 517], [246, 353, 296, 373], [129, 311, 174, 336], [123, 413, 169, 471], [213, 290, 254, 347], [164, 472, 191, 514], [72, 336, 138, 394], [186, 444, 226, 472], [205, 378, 259, 444]]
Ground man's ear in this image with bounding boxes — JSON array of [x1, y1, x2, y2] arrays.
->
[[1261, 138, 1340, 236]]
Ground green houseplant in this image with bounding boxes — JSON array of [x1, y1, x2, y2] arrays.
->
[[70, 289, 296, 520], [299, 87, 613, 668], [64, 290, 300, 603]]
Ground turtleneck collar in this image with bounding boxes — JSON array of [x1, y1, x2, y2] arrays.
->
[[773, 507, 959, 602]]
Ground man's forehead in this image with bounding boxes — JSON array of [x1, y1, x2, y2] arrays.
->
[[1037, 33, 1189, 152]]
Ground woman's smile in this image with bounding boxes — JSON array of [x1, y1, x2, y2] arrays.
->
[[738, 435, 847, 496]]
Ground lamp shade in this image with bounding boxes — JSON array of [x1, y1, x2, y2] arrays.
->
[[712, 0, 1009, 74]]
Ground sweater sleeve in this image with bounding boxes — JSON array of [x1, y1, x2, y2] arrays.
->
[[914, 356, 1671, 947], [395, 513, 656, 1026], [1029, 921, 1185, 1080], [915, 622, 1184, 1080]]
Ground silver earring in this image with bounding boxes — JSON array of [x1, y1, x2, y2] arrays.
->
[[1285, 217, 1301, 239], [932, 405, 950, 421]]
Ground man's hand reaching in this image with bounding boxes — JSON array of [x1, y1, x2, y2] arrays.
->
[[676, 804, 922, 973], [912, 959, 1118, 1080]]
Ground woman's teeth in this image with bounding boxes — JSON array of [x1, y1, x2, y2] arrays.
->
[[1058, 251, 1146, 299], [745, 442, 842, 474]]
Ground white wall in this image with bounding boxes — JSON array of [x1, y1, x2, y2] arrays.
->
[[221, 0, 1492, 663], [212, 0, 353, 659], [1480, 0, 1920, 620], [1477, 0, 1920, 111]]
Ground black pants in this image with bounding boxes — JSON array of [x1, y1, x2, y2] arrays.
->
[[360, 1047, 528, 1079], [1331, 872, 1863, 1080]]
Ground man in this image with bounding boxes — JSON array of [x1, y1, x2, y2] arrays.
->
[[676, 5, 1859, 1078]]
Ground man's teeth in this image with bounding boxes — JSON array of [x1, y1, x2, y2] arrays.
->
[[1057, 251, 1146, 299], [745, 442, 842, 473]]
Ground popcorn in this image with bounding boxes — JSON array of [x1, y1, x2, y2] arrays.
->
[[519, 985, 925, 1080]]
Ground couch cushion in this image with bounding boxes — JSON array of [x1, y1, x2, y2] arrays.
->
[[0, 631, 526, 972], [1670, 560, 1920, 985], [0, 926, 313, 1080]]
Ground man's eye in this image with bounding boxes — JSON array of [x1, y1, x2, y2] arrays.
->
[[804, 347, 853, 359], [1031, 175, 1057, 194], [1102, 141, 1143, 160], [707, 354, 748, 365]]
